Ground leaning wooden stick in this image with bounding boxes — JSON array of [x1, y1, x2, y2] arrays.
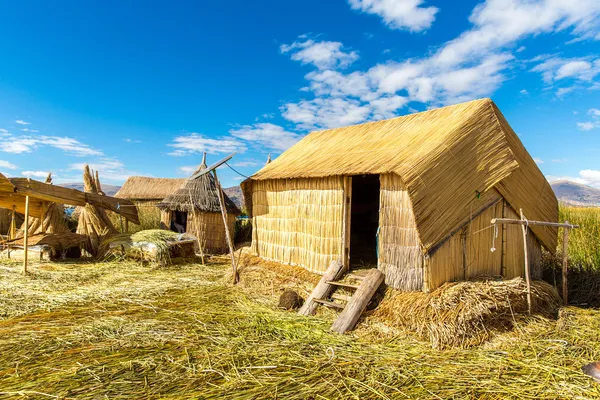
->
[[562, 221, 570, 305], [212, 168, 238, 284], [23, 195, 30, 274], [519, 209, 532, 315]]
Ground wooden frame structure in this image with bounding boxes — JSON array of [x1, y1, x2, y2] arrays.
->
[[492, 213, 579, 310], [0, 173, 139, 272]]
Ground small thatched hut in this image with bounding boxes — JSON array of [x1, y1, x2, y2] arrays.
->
[[115, 177, 186, 208], [157, 154, 240, 254], [241, 98, 558, 292]]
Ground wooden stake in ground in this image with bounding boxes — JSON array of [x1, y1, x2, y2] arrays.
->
[[213, 168, 238, 283], [562, 221, 570, 305], [23, 195, 30, 274], [519, 209, 532, 315]]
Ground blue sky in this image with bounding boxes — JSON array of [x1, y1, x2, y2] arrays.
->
[[0, 0, 599, 188]]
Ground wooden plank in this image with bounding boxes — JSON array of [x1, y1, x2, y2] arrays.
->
[[491, 217, 579, 229], [313, 299, 344, 310], [189, 152, 235, 180], [23, 195, 29, 274], [326, 281, 360, 289], [520, 209, 532, 315], [562, 222, 569, 305], [298, 260, 345, 316], [331, 268, 384, 334]]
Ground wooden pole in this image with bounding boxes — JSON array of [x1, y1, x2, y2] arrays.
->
[[212, 169, 237, 284], [562, 221, 570, 306], [520, 209, 531, 315], [23, 195, 30, 274], [298, 260, 345, 316]]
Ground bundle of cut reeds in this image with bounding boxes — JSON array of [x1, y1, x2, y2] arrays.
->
[[76, 166, 117, 257]]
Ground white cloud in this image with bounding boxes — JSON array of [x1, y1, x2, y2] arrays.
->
[[280, 39, 358, 70], [0, 160, 17, 170], [22, 170, 50, 178], [20, 128, 39, 133], [578, 122, 595, 131], [0, 128, 8, 134], [231, 159, 261, 167], [229, 123, 303, 151], [69, 159, 139, 183], [548, 170, 600, 188], [552, 158, 568, 163], [532, 57, 600, 84], [533, 157, 544, 164], [576, 107, 600, 130], [15, 120, 30, 125], [348, 0, 439, 32], [520, 89, 529, 95], [0, 133, 102, 156], [178, 166, 197, 175], [282, 97, 372, 131], [168, 133, 245, 156]]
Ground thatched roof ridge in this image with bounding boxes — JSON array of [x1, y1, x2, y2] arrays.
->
[[115, 177, 187, 200], [157, 160, 240, 215], [243, 98, 558, 252]]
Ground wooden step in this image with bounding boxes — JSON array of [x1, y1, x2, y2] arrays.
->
[[331, 269, 384, 334], [326, 281, 360, 289], [313, 298, 345, 310], [331, 292, 352, 302], [298, 261, 345, 316], [347, 273, 366, 281]]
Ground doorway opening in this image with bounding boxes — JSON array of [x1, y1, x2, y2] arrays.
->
[[171, 210, 188, 233], [349, 174, 380, 269]]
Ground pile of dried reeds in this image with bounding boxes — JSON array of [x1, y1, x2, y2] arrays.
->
[[371, 277, 561, 349], [76, 166, 117, 256], [100, 229, 197, 265]]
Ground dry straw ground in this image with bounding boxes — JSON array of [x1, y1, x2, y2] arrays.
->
[[1, 254, 600, 399]]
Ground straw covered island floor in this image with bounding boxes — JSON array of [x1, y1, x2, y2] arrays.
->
[[0, 255, 599, 399]]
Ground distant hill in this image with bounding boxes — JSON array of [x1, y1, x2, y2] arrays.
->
[[224, 186, 244, 210], [551, 180, 600, 207], [59, 182, 121, 197]]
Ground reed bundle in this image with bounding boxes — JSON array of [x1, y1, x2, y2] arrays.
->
[[76, 166, 117, 256], [371, 277, 561, 349], [100, 229, 196, 265]]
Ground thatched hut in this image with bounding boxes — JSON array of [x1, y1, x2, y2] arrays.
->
[[115, 177, 186, 208], [157, 154, 240, 254], [241, 98, 558, 292]]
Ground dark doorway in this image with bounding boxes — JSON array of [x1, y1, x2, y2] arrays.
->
[[171, 211, 188, 233], [350, 175, 380, 268]]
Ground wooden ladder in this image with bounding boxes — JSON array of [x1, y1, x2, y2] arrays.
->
[[298, 261, 384, 333]]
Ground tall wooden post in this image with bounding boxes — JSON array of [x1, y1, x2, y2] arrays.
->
[[562, 221, 570, 305], [23, 195, 30, 274], [519, 208, 531, 315], [212, 169, 238, 284]]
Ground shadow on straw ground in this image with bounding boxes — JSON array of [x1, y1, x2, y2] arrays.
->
[[0, 258, 599, 399]]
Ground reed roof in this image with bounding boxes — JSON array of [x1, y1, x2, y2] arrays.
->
[[243, 98, 558, 252], [115, 177, 187, 200], [157, 161, 240, 215]]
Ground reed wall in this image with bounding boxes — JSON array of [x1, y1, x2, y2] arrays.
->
[[425, 198, 543, 291], [378, 173, 424, 290], [187, 211, 236, 254], [250, 177, 344, 274]]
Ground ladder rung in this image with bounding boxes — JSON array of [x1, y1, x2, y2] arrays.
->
[[331, 292, 353, 302], [326, 281, 360, 289], [347, 273, 366, 281], [313, 298, 345, 310]]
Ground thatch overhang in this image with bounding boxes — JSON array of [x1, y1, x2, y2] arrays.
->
[[242, 98, 558, 253], [157, 160, 240, 215], [115, 177, 187, 201], [0, 172, 140, 224]]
